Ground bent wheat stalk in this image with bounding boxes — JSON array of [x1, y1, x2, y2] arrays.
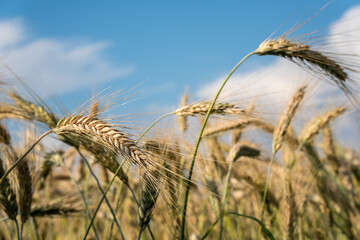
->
[[180, 51, 256, 239], [259, 86, 306, 237]]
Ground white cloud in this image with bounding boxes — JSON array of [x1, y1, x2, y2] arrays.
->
[[0, 18, 24, 49], [197, 5, 360, 147], [329, 5, 360, 54], [0, 18, 134, 94]]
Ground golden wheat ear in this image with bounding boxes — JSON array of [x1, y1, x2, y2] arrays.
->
[[255, 37, 356, 100], [55, 115, 150, 167]]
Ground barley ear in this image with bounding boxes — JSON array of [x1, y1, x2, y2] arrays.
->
[[299, 107, 346, 143], [273, 86, 306, 154], [175, 101, 250, 116], [255, 38, 350, 95], [0, 157, 18, 221], [138, 171, 160, 234]]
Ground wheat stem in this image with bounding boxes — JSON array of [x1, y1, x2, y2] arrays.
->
[[107, 166, 129, 240], [136, 112, 174, 144], [63, 159, 100, 240], [180, 51, 255, 239], [76, 148, 124, 237], [15, 220, 20, 240], [219, 152, 235, 239], [83, 159, 127, 240]]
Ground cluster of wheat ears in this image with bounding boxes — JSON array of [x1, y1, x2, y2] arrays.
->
[[1, 11, 360, 240]]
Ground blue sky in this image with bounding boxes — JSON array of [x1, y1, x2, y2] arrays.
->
[[0, 1, 359, 117]]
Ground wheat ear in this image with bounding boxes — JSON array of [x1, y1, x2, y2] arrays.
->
[[138, 171, 160, 237], [175, 101, 250, 116], [255, 38, 349, 94], [273, 86, 306, 153], [55, 115, 149, 167], [203, 117, 274, 138], [9, 92, 58, 127], [0, 156, 18, 221], [299, 107, 346, 143]]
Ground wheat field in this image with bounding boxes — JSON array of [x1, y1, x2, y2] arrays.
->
[[1, 8, 360, 240]]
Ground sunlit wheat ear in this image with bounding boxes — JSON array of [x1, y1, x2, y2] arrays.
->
[[299, 107, 346, 143], [55, 115, 149, 167], [255, 37, 353, 95], [322, 124, 340, 170], [89, 100, 100, 120], [175, 101, 250, 116], [273, 86, 306, 153], [138, 171, 160, 233], [9, 92, 58, 127], [203, 117, 274, 138], [177, 90, 189, 133], [38, 151, 63, 190]]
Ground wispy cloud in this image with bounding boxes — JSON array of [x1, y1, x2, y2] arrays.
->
[[198, 5, 360, 105], [196, 5, 360, 147], [0, 18, 134, 94]]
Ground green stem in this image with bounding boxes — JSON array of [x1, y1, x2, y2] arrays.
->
[[200, 212, 275, 240], [260, 152, 276, 220], [219, 157, 235, 240], [108, 166, 130, 240], [259, 143, 303, 238], [258, 151, 276, 239], [15, 219, 20, 240], [76, 148, 124, 237], [83, 160, 127, 240], [0, 130, 52, 186], [103, 112, 170, 240], [180, 51, 255, 239], [63, 160, 100, 240]]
